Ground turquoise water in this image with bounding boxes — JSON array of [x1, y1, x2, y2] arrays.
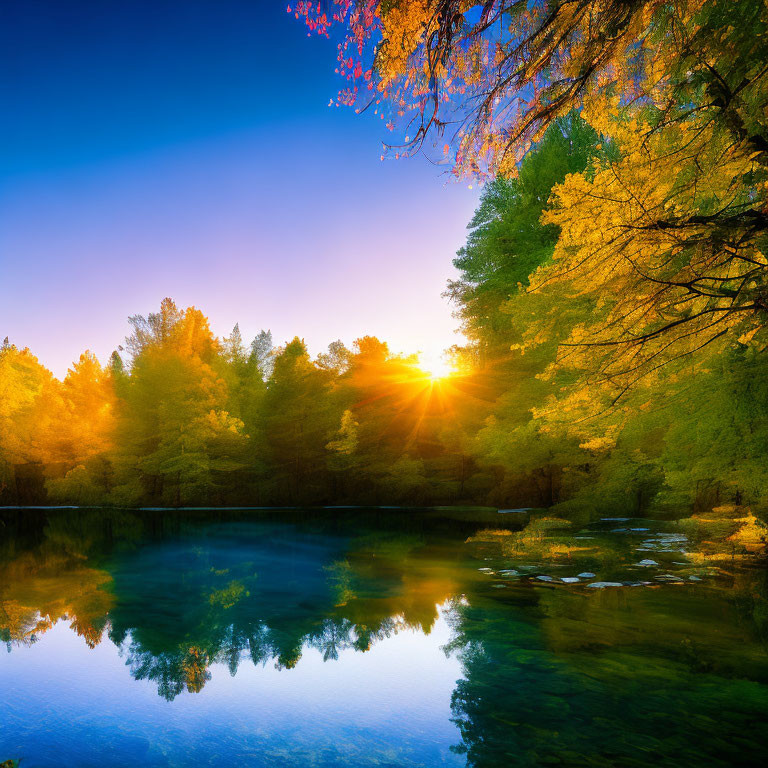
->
[[1, 509, 767, 767]]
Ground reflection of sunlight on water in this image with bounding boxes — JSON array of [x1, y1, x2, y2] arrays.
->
[[1, 608, 465, 767]]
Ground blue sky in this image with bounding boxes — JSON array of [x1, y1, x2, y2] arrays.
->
[[0, 0, 479, 376]]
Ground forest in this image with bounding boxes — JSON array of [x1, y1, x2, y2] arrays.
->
[[2, 0, 768, 534], [3, 108, 768, 527]]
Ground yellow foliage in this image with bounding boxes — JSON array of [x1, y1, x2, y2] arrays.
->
[[534, 110, 766, 400]]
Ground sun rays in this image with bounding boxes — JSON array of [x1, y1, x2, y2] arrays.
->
[[417, 350, 457, 383]]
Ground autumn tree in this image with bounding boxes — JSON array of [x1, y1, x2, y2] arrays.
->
[[301, 1, 768, 382], [44, 352, 117, 504], [110, 299, 248, 506], [0, 341, 54, 502], [298, 1, 768, 173]]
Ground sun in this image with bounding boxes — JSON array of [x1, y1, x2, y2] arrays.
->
[[418, 350, 455, 382]]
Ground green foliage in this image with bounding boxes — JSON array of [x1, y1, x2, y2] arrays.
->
[[445, 111, 768, 524], [3, 107, 768, 518], [447, 113, 600, 354]]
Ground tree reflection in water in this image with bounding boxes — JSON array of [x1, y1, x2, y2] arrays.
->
[[2, 508, 767, 767]]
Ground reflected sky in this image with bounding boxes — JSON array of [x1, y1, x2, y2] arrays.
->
[[3, 614, 463, 767]]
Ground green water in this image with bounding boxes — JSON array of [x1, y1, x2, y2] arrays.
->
[[1, 509, 766, 767]]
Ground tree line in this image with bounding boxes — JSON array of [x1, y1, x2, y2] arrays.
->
[[3, 111, 768, 517], [0, 301, 492, 507], [3, 0, 768, 519]]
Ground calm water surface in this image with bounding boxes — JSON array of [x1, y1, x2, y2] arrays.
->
[[1, 509, 767, 767]]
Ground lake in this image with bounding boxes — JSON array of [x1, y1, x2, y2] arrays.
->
[[1, 508, 767, 767]]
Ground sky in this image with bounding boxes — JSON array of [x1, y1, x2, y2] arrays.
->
[[0, 0, 480, 378]]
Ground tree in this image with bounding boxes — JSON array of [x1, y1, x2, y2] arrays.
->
[[316, 339, 352, 375], [249, 329, 274, 380], [301, 1, 768, 377], [110, 301, 247, 506], [447, 113, 599, 359], [534, 112, 768, 401], [298, 1, 768, 173], [222, 323, 248, 368], [44, 352, 117, 504], [0, 342, 53, 502], [260, 338, 337, 503]]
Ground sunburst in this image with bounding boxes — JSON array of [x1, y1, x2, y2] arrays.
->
[[417, 350, 456, 382]]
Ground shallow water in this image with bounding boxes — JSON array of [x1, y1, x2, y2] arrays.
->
[[1, 509, 767, 767]]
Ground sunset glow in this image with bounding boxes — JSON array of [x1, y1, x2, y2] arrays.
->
[[418, 350, 455, 382], [3, 4, 768, 768]]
